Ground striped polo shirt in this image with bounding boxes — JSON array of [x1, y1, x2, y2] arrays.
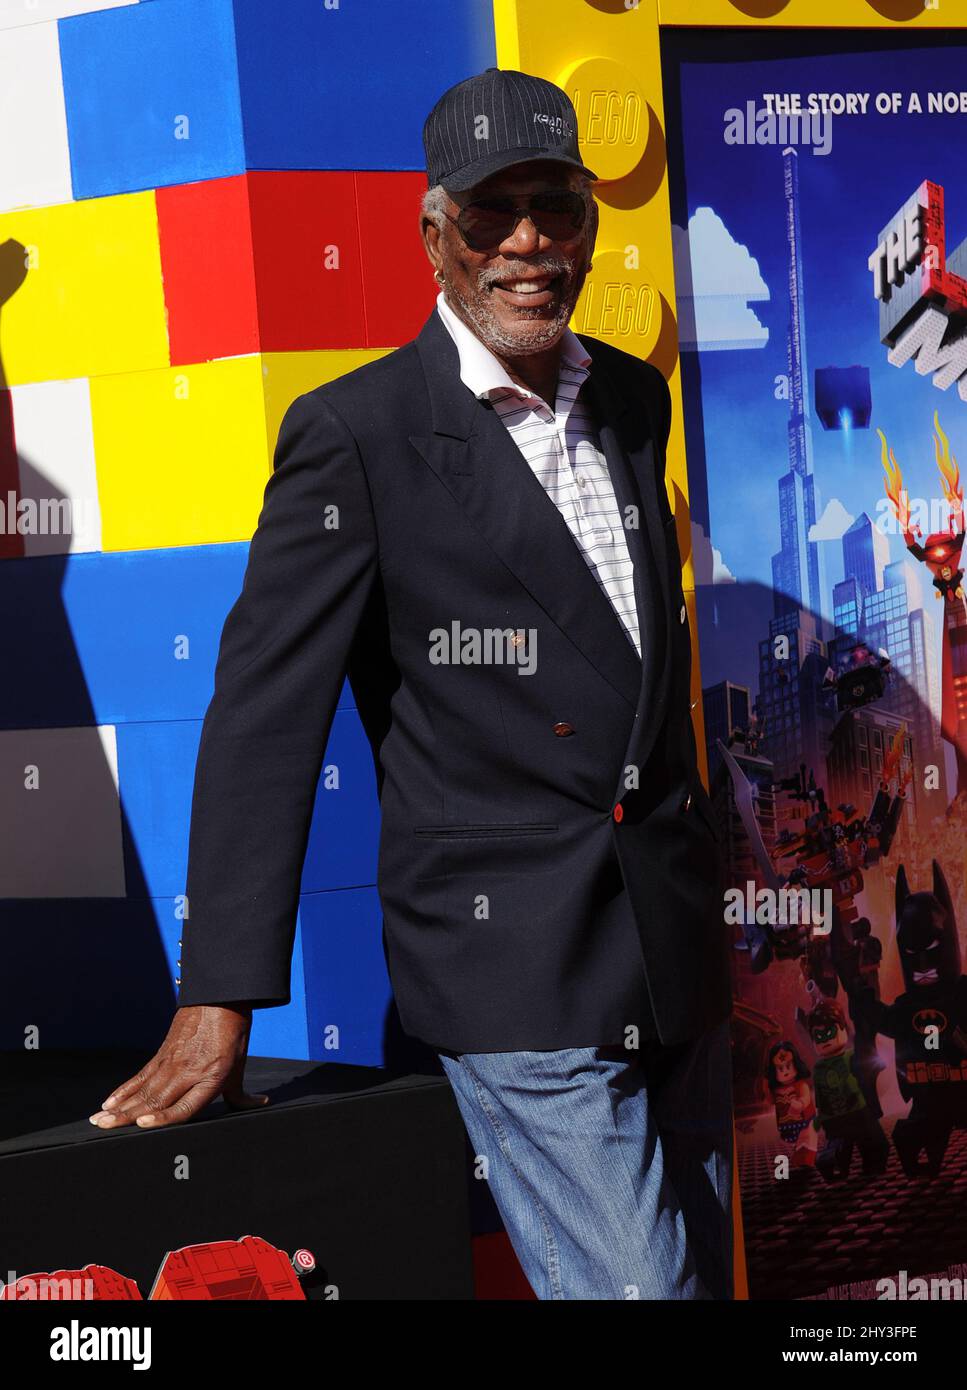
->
[[435, 291, 641, 658]]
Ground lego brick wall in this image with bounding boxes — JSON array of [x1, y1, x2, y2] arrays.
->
[[0, 0, 495, 1062]]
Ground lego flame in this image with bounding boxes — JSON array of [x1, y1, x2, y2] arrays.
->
[[933, 412, 964, 534], [883, 723, 910, 793], [878, 428, 910, 533]]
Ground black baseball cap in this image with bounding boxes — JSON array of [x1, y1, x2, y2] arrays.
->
[[423, 67, 598, 194]]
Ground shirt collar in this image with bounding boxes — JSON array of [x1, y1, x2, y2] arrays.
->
[[434, 291, 591, 406]]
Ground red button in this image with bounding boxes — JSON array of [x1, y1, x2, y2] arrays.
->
[[553, 722, 575, 737], [613, 803, 624, 823]]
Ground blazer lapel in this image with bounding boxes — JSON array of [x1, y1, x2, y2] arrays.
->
[[580, 342, 673, 777], [410, 309, 670, 729]]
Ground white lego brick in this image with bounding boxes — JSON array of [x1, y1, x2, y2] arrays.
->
[[8, 377, 102, 554], [0, 1, 138, 30], [0, 20, 72, 210], [0, 725, 126, 896]]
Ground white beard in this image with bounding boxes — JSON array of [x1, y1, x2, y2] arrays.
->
[[445, 259, 579, 356]]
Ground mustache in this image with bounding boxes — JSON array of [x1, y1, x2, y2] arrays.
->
[[476, 257, 574, 289]]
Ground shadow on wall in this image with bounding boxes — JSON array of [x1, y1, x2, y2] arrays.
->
[[0, 235, 176, 1053], [0, 234, 440, 1082]]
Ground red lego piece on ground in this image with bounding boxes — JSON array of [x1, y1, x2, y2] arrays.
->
[[1, 1265, 142, 1299], [149, 1235, 308, 1300]]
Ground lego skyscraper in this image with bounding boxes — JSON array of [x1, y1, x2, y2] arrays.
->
[[772, 147, 827, 630]]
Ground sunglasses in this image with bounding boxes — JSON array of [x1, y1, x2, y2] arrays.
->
[[446, 190, 588, 252]]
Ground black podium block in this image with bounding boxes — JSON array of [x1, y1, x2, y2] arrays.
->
[[0, 1051, 474, 1301]]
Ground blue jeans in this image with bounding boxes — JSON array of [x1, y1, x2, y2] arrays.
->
[[438, 1019, 734, 1300]]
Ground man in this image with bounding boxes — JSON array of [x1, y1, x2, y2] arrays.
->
[[89, 68, 735, 1301]]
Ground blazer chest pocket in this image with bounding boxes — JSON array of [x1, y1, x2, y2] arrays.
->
[[414, 823, 558, 840]]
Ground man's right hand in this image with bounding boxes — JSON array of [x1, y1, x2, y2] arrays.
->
[[88, 1004, 269, 1131]]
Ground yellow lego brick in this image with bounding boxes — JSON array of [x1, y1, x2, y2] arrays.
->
[[574, 248, 664, 359], [493, 0, 690, 539], [91, 356, 268, 552], [260, 349, 390, 458], [91, 351, 395, 552], [669, 474, 698, 592], [683, 588, 713, 784], [658, 0, 956, 29], [0, 191, 169, 387]]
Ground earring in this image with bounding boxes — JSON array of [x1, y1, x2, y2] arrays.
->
[[434, 270, 446, 285]]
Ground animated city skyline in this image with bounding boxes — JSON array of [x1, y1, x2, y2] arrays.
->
[[671, 43, 967, 812]]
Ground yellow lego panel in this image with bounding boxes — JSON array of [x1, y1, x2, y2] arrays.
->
[[659, 0, 956, 28], [260, 349, 390, 459], [91, 351, 396, 552], [492, 0, 690, 538], [0, 192, 169, 387], [91, 356, 268, 553]]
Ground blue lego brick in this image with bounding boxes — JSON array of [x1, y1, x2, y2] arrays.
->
[[116, 706, 375, 901], [116, 720, 202, 898], [0, 544, 249, 727], [0, 542, 356, 728], [232, 0, 496, 172], [58, 0, 496, 198], [814, 365, 873, 432], [2, 893, 310, 1059], [300, 707, 379, 894], [59, 0, 245, 199], [153, 896, 311, 1059], [300, 887, 391, 1066], [249, 929, 310, 1061], [0, 897, 176, 1050]]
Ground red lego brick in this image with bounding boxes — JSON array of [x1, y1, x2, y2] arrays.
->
[[149, 1235, 307, 1300], [157, 174, 260, 366], [355, 171, 438, 348], [1, 1265, 142, 1299], [919, 180, 967, 316], [158, 171, 366, 360], [248, 171, 365, 350]]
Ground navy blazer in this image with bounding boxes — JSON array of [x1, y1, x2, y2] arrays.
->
[[177, 308, 733, 1052]]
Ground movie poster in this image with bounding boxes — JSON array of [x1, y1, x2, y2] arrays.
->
[[663, 31, 967, 1300]]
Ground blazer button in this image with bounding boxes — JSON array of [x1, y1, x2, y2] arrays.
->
[[680, 603, 687, 624], [553, 721, 575, 737], [613, 803, 624, 823]]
